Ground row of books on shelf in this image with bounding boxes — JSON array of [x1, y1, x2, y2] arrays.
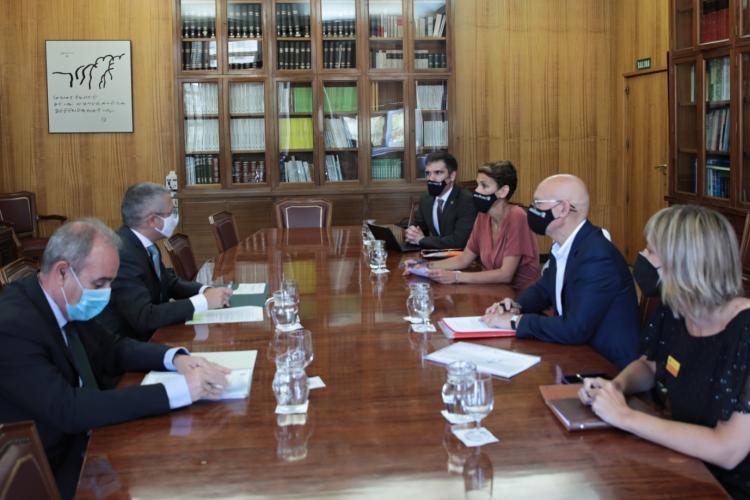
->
[[186, 155, 220, 185], [324, 154, 346, 181], [371, 158, 402, 180], [280, 156, 313, 182], [323, 86, 357, 113], [228, 3, 262, 38], [182, 41, 218, 70], [185, 119, 220, 153], [371, 110, 404, 148], [184, 83, 219, 115], [323, 19, 356, 38], [229, 83, 264, 114], [706, 108, 731, 153], [181, 8, 216, 39], [232, 159, 265, 184], [417, 84, 447, 110], [228, 40, 262, 69], [370, 15, 404, 38], [323, 41, 355, 69], [324, 117, 358, 148], [706, 56, 730, 102], [278, 41, 312, 70], [414, 50, 447, 69], [419, 120, 449, 148], [230, 118, 266, 151], [275, 3, 311, 38], [279, 117, 314, 150], [415, 13, 446, 37], [278, 85, 313, 113], [700, 2, 729, 43], [372, 50, 404, 69], [705, 158, 730, 198]]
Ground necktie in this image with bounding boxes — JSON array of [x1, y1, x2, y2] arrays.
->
[[437, 198, 445, 216], [147, 245, 161, 280], [64, 323, 98, 389]]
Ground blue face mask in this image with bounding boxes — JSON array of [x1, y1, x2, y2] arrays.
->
[[61, 267, 111, 321]]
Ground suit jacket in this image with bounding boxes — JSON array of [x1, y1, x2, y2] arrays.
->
[[515, 221, 639, 369], [413, 186, 477, 249], [99, 226, 203, 341], [0, 276, 172, 497]]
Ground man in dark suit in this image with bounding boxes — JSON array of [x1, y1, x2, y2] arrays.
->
[[99, 183, 232, 341], [482, 174, 639, 369], [405, 152, 477, 249], [0, 219, 229, 499]]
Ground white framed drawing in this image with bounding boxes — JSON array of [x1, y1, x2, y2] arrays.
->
[[46, 40, 133, 133]]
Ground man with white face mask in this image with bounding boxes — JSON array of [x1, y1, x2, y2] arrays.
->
[[99, 183, 232, 341]]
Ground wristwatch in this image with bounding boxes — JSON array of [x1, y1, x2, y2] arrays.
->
[[510, 314, 521, 330]]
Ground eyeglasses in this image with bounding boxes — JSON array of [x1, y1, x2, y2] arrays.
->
[[531, 199, 577, 212]]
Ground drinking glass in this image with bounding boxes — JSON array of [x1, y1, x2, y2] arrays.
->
[[265, 290, 299, 331], [412, 291, 434, 325], [281, 278, 300, 323], [441, 360, 477, 419], [460, 374, 494, 440], [268, 329, 314, 368], [406, 283, 431, 322], [371, 244, 388, 274], [369, 240, 386, 269], [272, 349, 309, 411]]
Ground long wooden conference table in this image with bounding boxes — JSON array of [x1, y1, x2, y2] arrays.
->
[[77, 227, 727, 498]]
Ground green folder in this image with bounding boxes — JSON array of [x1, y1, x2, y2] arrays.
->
[[228, 283, 268, 308]]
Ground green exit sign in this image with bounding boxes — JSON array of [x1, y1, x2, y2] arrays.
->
[[636, 58, 652, 70]]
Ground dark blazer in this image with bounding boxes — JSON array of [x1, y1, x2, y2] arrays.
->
[[99, 226, 203, 341], [515, 221, 640, 369], [0, 276, 172, 498], [413, 186, 477, 249]]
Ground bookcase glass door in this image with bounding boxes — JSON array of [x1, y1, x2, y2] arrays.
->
[[368, 0, 404, 70], [323, 81, 359, 182], [704, 55, 730, 199], [321, 0, 357, 69], [180, 0, 218, 71], [415, 79, 448, 178], [227, 1, 263, 70], [743, 0, 750, 38], [675, 61, 697, 194], [276, 1, 312, 70], [183, 82, 221, 185], [278, 81, 314, 183], [742, 52, 750, 202], [674, 0, 694, 50], [370, 81, 404, 180], [230, 82, 266, 185], [700, 0, 729, 44], [413, 0, 447, 70]]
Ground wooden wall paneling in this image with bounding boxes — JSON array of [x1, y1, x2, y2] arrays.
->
[[180, 199, 228, 260], [329, 196, 365, 226], [228, 198, 275, 240], [365, 193, 413, 224]]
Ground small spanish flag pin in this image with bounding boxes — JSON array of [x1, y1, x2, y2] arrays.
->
[[666, 355, 681, 378]]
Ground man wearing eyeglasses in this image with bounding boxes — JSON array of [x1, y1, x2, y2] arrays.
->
[[482, 174, 639, 369], [99, 183, 232, 342]]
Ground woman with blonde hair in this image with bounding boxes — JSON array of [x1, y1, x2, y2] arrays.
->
[[580, 205, 750, 498]]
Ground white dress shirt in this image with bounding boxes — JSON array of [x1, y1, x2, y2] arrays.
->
[[432, 186, 453, 236], [41, 286, 192, 409], [129, 228, 208, 313], [549, 220, 586, 316]]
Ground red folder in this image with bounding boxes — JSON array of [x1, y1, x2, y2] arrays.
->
[[437, 319, 515, 339]]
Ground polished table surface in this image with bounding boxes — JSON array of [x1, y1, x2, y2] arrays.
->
[[77, 227, 727, 499]]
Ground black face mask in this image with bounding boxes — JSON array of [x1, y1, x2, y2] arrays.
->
[[427, 180, 446, 197], [473, 192, 497, 213], [527, 206, 556, 235], [633, 253, 661, 297]]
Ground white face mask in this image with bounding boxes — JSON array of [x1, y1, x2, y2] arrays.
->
[[156, 212, 179, 238]]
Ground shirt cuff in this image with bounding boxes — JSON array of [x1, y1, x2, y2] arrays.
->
[[163, 347, 190, 371], [190, 293, 208, 313], [199, 285, 208, 294], [162, 374, 192, 410]]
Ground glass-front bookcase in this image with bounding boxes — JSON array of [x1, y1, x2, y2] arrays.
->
[[415, 78, 448, 178]]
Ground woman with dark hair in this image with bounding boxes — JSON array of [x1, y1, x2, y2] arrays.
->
[[580, 205, 750, 499], [406, 160, 539, 290]]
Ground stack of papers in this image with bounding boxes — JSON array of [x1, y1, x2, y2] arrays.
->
[[438, 316, 515, 339], [186, 306, 263, 325], [142, 350, 257, 400], [424, 342, 540, 378]]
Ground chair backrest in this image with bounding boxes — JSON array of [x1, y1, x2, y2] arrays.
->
[[0, 258, 38, 287], [164, 233, 198, 281], [0, 192, 37, 238], [740, 212, 750, 275], [0, 421, 60, 500], [638, 295, 662, 329], [208, 211, 240, 253], [0, 225, 19, 267], [274, 199, 333, 229]]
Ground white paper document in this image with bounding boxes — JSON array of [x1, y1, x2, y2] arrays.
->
[[308, 376, 326, 390], [452, 426, 499, 447], [441, 316, 503, 333], [141, 350, 257, 400], [186, 305, 263, 325], [424, 342, 540, 378], [233, 283, 266, 295]]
